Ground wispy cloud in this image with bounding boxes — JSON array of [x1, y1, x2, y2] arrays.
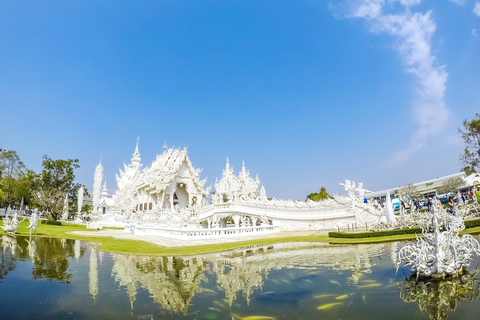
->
[[474, 2, 480, 17], [448, 0, 466, 6], [473, 28, 479, 37], [341, 0, 449, 162]]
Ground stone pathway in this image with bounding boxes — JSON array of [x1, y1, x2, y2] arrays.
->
[[69, 229, 331, 248]]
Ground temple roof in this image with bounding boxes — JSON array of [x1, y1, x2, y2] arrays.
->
[[138, 147, 206, 194]]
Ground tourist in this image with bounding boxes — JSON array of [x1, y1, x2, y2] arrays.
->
[[448, 196, 456, 215], [427, 197, 435, 213], [364, 197, 368, 204], [462, 194, 466, 204]]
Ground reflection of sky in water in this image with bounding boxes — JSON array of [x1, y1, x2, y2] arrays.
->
[[1, 235, 480, 319]]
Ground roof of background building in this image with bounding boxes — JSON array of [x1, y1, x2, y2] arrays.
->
[[366, 172, 467, 199]]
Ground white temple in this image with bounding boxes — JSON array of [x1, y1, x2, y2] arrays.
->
[[91, 139, 385, 238]]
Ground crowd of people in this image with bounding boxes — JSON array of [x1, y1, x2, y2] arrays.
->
[[365, 188, 480, 216]]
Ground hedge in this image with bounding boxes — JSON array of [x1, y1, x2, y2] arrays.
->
[[40, 220, 62, 226], [329, 228, 423, 239], [329, 218, 480, 239], [464, 218, 480, 228]]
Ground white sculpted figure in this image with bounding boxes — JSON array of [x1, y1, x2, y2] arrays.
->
[[1, 210, 24, 234], [28, 209, 39, 235], [356, 182, 371, 199], [340, 180, 356, 199]]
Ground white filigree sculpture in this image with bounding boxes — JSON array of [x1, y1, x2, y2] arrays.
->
[[1, 210, 24, 234], [93, 157, 104, 214], [385, 190, 396, 224], [61, 193, 69, 220], [397, 211, 480, 278], [77, 185, 84, 215]]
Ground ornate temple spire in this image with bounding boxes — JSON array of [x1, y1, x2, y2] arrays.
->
[[131, 137, 141, 167], [101, 180, 109, 198], [163, 141, 168, 153], [224, 157, 233, 174]]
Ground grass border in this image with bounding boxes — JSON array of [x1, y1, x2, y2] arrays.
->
[[2, 218, 480, 256]]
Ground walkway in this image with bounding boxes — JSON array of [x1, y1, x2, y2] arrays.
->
[[70, 229, 331, 248]]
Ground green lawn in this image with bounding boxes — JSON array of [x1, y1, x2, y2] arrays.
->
[[2, 219, 480, 256]]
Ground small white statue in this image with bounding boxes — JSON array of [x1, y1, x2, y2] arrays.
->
[[28, 209, 40, 235]]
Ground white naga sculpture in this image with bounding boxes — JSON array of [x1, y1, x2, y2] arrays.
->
[[397, 210, 480, 278]]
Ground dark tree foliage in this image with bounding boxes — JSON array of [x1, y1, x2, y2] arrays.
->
[[0, 150, 27, 206], [36, 156, 80, 220], [306, 187, 332, 201]]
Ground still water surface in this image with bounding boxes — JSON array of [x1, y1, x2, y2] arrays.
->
[[1, 235, 480, 320]]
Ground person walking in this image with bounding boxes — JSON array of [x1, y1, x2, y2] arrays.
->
[[448, 196, 456, 215], [427, 198, 433, 213]]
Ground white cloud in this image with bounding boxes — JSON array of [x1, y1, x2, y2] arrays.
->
[[474, 2, 480, 17], [448, 0, 466, 6], [473, 28, 479, 36], [343, 1, 449, 162]]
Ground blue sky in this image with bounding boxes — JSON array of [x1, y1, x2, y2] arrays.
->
[[1, 0, 479, 200]]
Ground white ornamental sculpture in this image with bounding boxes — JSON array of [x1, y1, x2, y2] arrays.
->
[[112, 138, 142, 215], [1, 210, 25, 234], [77, 185, 84, 215], [62, 193, 69, 220], [397, 210, 480, 278], [27, 209, 39, 235], [385, 190, 396, 224], [92, 157, 104, 214]]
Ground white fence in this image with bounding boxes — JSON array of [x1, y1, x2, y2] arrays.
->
[[127, 224, 279, 240]]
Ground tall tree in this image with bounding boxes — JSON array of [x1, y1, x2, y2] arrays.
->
[[35, 156, 80, 221], [0, 150, 26, 206], [437, 177, 465, 195], [397, 184, 420, 200], [460, 113, 480, 171]]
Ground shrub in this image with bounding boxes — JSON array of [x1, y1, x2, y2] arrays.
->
[[328, 228, 423, 239], [40, 220, 62, 226]]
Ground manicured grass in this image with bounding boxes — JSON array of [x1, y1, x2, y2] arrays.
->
[[1, 218, 479, 255]]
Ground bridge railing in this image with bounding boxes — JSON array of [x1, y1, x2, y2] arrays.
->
[[131, 224, 278, 240]]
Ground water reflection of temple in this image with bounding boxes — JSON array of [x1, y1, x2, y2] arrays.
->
[[108, 241, 401, 313], [111, 254, 207, 313]]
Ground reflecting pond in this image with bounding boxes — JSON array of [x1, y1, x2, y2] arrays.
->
[[1, 235, 480, 320]]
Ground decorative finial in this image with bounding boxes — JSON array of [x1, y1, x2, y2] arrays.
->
[[163, 141, 168, 152]]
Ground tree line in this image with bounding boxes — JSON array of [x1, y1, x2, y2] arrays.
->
[[0, 149, 88, 221]]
